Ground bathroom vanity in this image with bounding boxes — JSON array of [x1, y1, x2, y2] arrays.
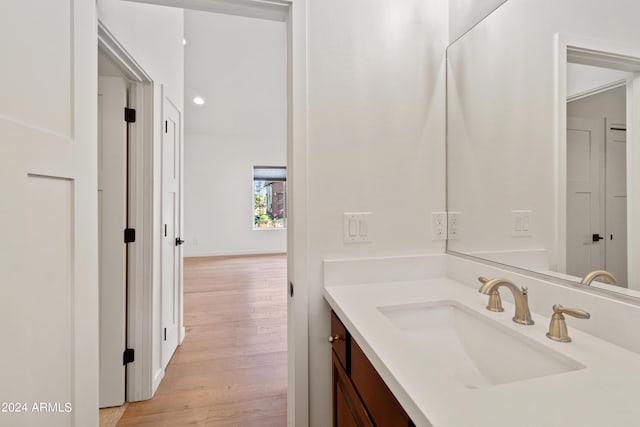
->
[[324, 255, 640, 427], [330, 311, 415, 427]]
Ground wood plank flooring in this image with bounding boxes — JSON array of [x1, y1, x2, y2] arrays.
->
[[116, 254, 288, 427]]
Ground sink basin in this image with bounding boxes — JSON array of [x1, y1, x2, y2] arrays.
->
[[378, 301, 585, 389]]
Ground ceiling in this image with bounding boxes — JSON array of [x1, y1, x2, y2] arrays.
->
[[184, 10, 287, 139]]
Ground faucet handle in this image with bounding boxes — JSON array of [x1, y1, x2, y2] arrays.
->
[[477, 277, 504, 312], [485, 291, 504, 312], [552, 304, 590, 319], [546, 304, 590, 343]]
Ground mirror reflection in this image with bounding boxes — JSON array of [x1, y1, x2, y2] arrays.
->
[[446, 0, 640, 298], [566, 62, 628, 285]]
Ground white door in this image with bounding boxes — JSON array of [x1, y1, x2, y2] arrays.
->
[[0, 2, 98, 427], [605, 122, 628, 284], [566, 117, 605, 277], [98, 76, 128, 407], [162, 96, 182, 368]]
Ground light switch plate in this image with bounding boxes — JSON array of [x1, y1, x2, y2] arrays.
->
[[343, 212, 372, 243]]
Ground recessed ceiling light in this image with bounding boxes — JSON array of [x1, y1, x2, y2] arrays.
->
[[193, 96, 205, 105], [183, 38, 187, 45]]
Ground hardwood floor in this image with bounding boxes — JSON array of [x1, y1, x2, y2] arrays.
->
[[116, 254, 288, 427]]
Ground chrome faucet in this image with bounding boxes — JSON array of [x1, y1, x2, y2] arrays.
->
[[478, 277, 534, 325], [579, 270, 617, 286]]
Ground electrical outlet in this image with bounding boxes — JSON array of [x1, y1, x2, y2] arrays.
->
[[448, 212, 461, 240], [511, 210, 532, 237], [432, 212, 447, 241]]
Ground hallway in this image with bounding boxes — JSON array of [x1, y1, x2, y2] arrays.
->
[[116, 254, 288, 426]]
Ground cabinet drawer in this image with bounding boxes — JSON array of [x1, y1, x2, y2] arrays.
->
[[331, 311, 349, 370], [351, 339, 412, 427]]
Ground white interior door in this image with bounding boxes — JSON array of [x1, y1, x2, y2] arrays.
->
[[605, 121, 628, 284], [98, 76, 128, 407], [161, 96, 182, 368], [566, 117, 605, 277], [0, 1, 98, 426]]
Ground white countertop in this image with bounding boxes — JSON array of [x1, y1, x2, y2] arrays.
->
[[324, 278, 640, 427]]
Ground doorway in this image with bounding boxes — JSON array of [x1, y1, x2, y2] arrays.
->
[[98, 0, 309, 422], [182, 7, 289, 420], [98, 21, 156, 405], [566, 62, 629, 284], [558, 41, 640, 289], [111, 8, 290, 423], [98, 53, 129, 408]]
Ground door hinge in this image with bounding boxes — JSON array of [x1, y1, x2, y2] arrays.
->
[[289, 281, 294, 298], [124, 228, 136, 243], [164, 328, 167, 341], [165, 120, 168, 133], [124, 108, 136, 123], [123, 348, 135, 365]]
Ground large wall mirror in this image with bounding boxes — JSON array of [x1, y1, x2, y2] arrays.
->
[[447, 0, 640, 299]]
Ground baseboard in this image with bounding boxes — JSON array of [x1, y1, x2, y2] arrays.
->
[[185, 249, 286, 258]]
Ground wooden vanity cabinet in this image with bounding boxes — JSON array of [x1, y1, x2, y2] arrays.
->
[[333, 352, 374, 427], [331, 311, 415, 427]]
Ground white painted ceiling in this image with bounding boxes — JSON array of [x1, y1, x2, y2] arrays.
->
[[184, 10, 286, 138]]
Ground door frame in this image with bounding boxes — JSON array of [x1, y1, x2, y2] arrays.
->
[[98, 21, 156, 402]]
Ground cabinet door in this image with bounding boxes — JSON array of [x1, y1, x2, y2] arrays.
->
[[351, 340, 413, 427], [333, 353, 374, 427]]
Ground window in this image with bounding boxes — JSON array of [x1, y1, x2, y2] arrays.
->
[[253, 166, 287, 229]]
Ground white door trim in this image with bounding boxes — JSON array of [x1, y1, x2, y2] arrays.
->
[[286, 3, 310, 425], [98, 21, 156, 402]]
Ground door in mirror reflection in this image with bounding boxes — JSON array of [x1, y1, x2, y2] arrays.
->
[[566, 63, 628, 285]]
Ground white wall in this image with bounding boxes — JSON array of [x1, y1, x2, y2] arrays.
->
[[184, 134, 287, 256], [97, 0, 184, 394], [307, 0, 449, 425], [183, 11, 287, 257], [446, 0, 640, 285], [448, 0, 507, 41]]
